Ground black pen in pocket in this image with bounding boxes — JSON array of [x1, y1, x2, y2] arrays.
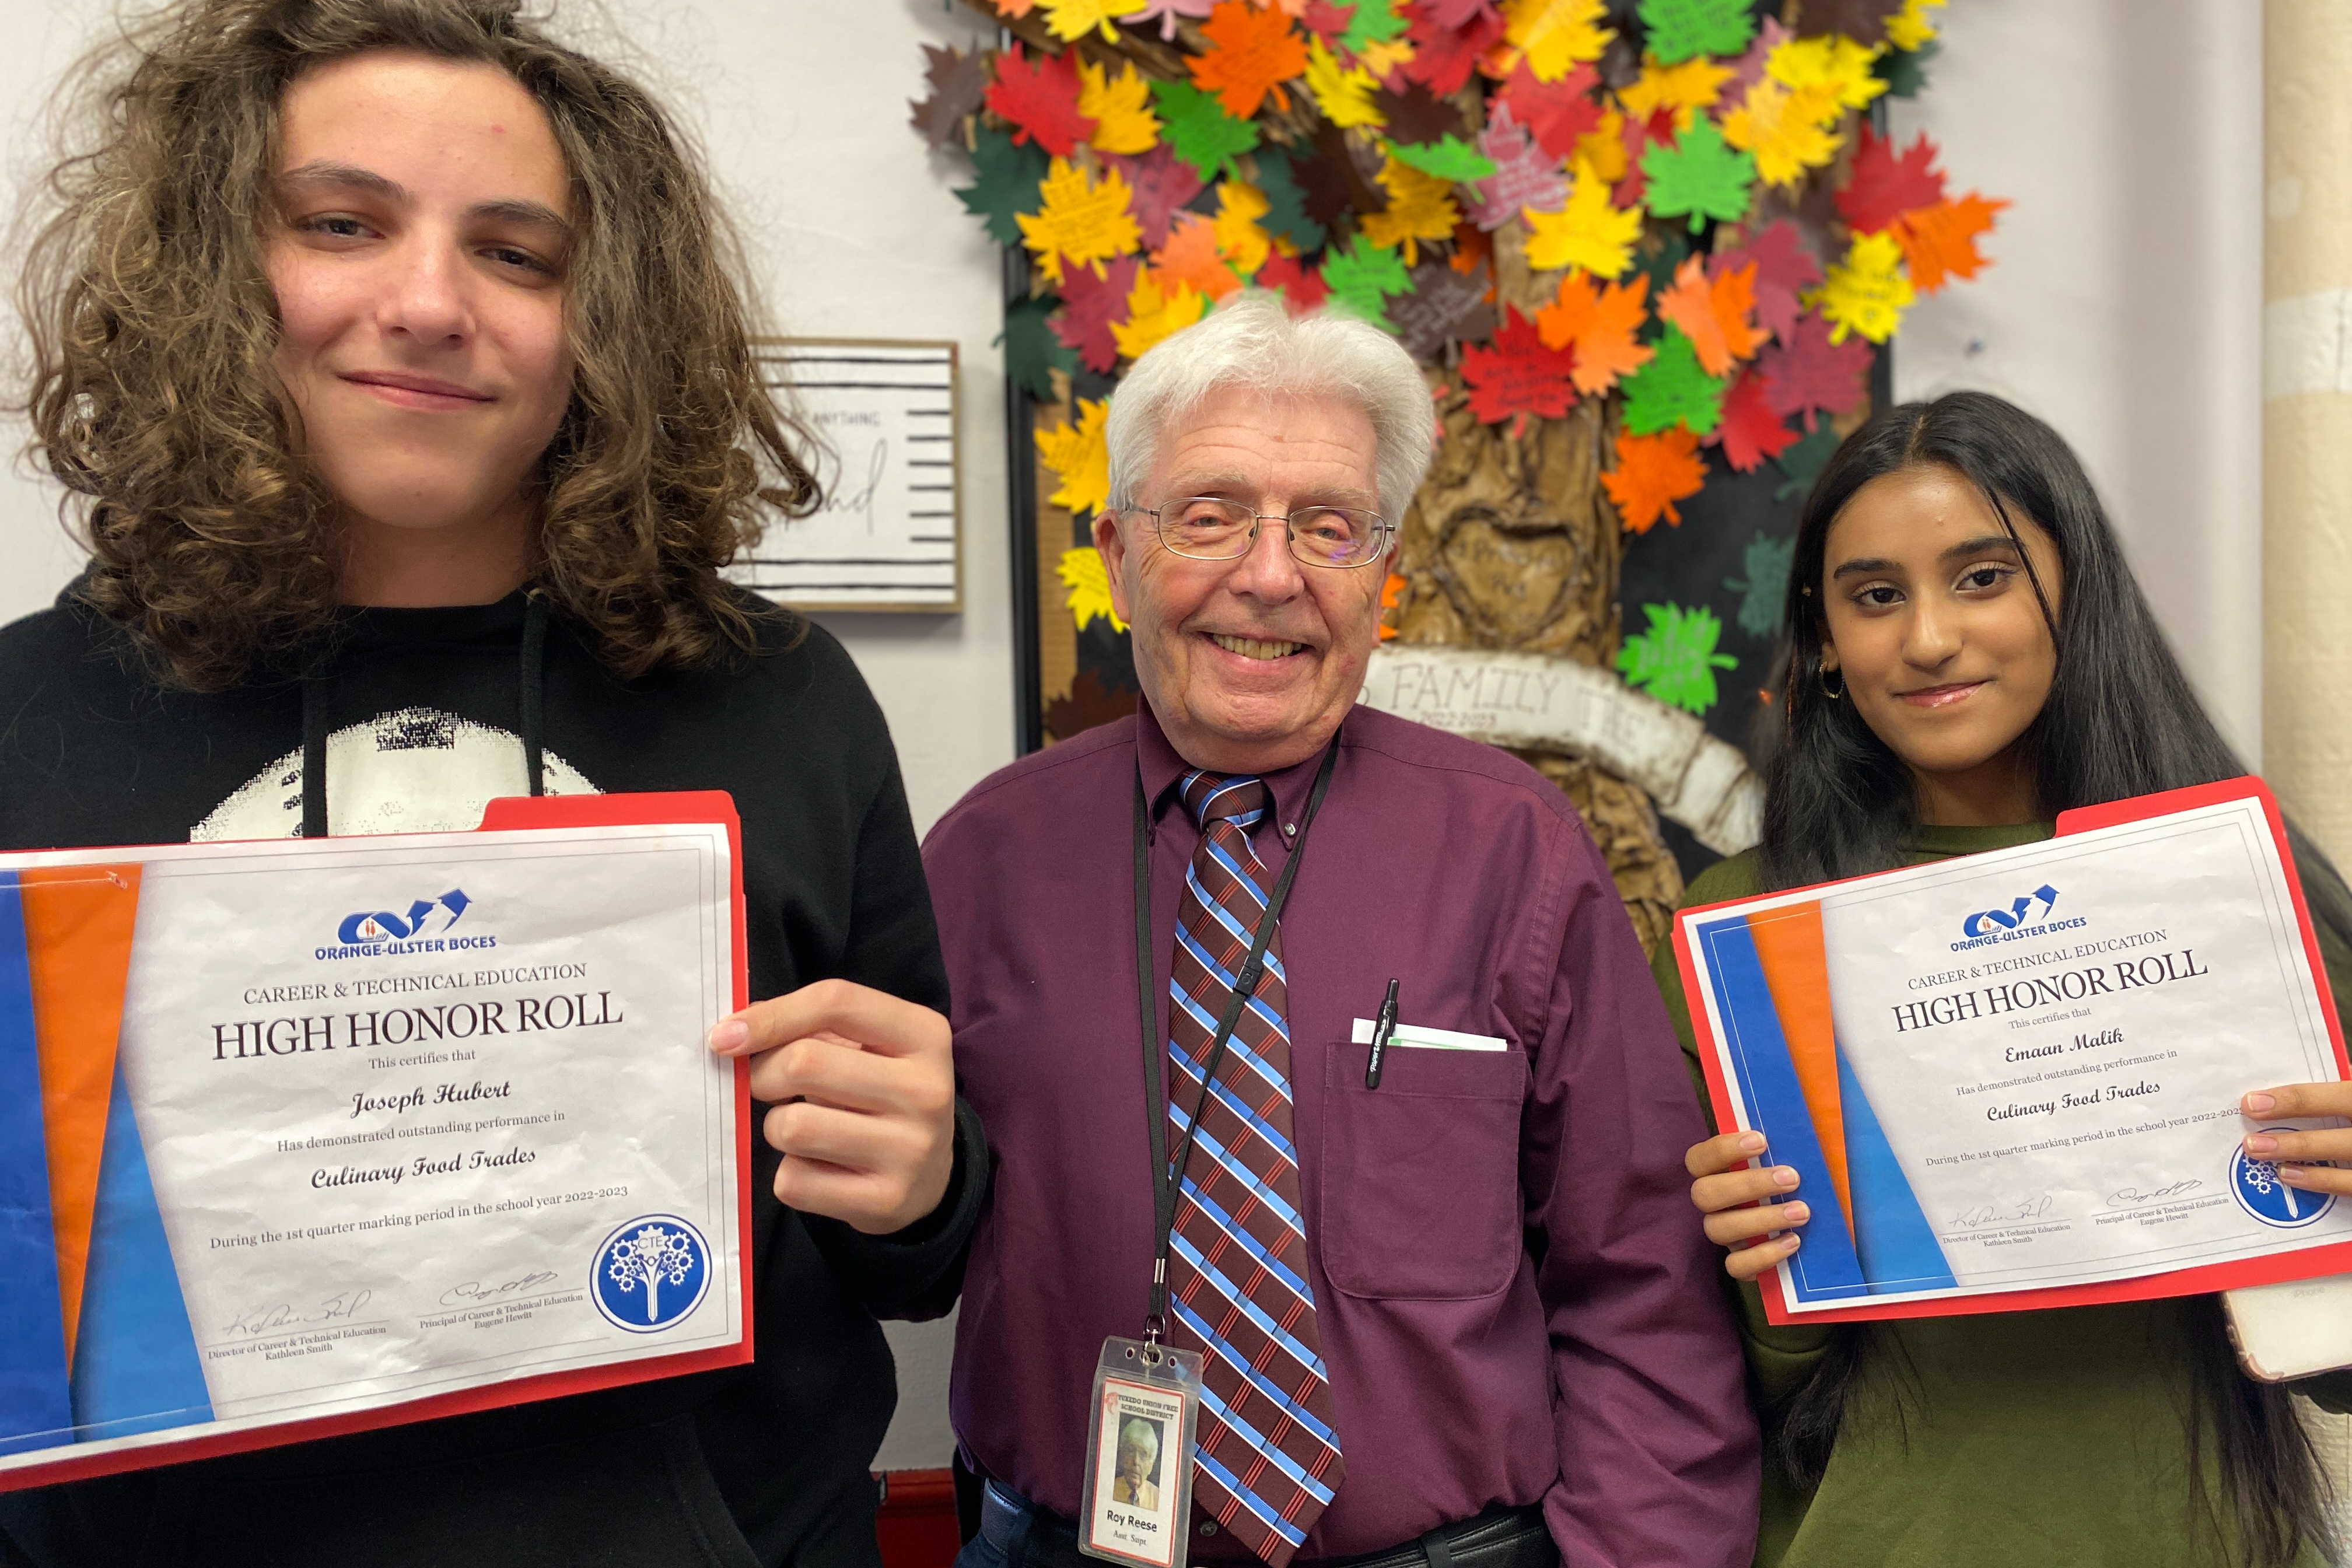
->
[[1365, 978, 1401, 1088]]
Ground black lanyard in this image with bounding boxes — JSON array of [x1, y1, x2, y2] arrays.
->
[[1131, 734, 1342, 1343]]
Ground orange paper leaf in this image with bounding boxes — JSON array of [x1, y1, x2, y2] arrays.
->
[[1892, 192, 2007, 293], [1188, 0, 1310, 120], [1152, 211, 1244, 299], [1602, 426, 1706, 533], [1655, 256, 1766, 377], [1535, 270, 1653, 396]]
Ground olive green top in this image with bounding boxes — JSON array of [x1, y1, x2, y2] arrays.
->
[[1652, 822, 2352, 1568]]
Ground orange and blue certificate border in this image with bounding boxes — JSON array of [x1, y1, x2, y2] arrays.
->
[[0, 791, 752, 1490], [1674, 776, 2352, 1325]]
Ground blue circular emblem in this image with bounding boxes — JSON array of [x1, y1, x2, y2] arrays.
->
[[591, 1214, 711, 1332], [2230, 1131, 2336, 1229]]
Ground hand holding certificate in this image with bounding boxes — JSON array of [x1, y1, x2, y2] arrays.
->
[[1674, 778, 2352, 1324]]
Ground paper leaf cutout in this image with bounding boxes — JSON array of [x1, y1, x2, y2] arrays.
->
[[1321, 234, 1414, 330], [1619, 55, 1732, 133], [1001, 294, 1077, 399], [1758, 312, 1871, 428], [1616, 601, 1737, 711], [1058, 546, 1127, 632], [1306, 36, 1386, 128], [1152, 211, 1244, 299], [1053, 254, 1142, 372], [1040, 0, 1146, 41], [1421, 0, 1500, 27], [1717, 79, 1835, 190], [1038, 397, 1114, 516], [956, 123, 1051, 245], [1079, 58, 1163, 156], [1108, 145, 1207, 249], [1709, 218, 1819, 343], [1772, 418, 1841, 499], [1892, 192, 2006, 292], [1251, 150, 1328, 251], [1640, 114, 1754, 232], [1656, 256, 1765, 377], [1390, 134, 1499, 183], [1504, 0, 1614, 84], [1603, 429, 1707, 533], [1018, 156, 1142, 286], [1343, 0, 1412, 52], [1258, 251, 1334, 313], [1212, 180, 1275, 276], [911, 44, 990, 149], [1706, 367, 1799, 472], [1360, 154, 1460, 265], [1768, 34, 1887, 116], [1113, 271, 1211, 359], [1461, 307, 1580, 429], [1128, 0, 1217, 41], [1886, 0, 1947, 53], [1391, 257, 1497, 360], [987, 0, 1038, 15], [1374, 80, 1466, 143], [1637, 0, 1754, 65], [1535, 270, 1652, 394], [1496, 59, 1603, 160], [1793, 0, 1903, 46], [1620, 324, 1727, 436], [1838, 124, 1944, 233], [1466, 100, 1568, 229], [1818, 229, 1913, 343], [1876, 36, 1940, 100], [1724, 530, 1797, 638], [1521, 159, 1642, 277], [985, 44, 1094, 158], [1190, 0, 1310, 119], [1727, 13, 1793, 94], [1152, 77, 1264, 179], [1405, 0, 1508, 94]]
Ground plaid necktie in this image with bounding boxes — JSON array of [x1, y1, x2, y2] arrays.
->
[[1165, 770, 1343, 1567]]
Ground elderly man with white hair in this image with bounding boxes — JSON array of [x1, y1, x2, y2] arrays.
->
[[922, 295, 1758, 1568]]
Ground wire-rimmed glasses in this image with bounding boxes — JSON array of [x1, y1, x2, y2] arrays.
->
[[1132, 496, 1394, 570]]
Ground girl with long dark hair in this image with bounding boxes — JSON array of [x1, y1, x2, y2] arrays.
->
[[1659, 390, 2352, 1567]]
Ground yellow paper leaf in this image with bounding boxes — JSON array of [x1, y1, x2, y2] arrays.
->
[[1039, 0, 1145, 42], [1719, 79, 1840, 188], [1112, 271, 1210, 360], [1619, 55, 1732, 133], [1304, 36, 1384, 130], [1766, 34, 1886, 114], [1504, 0, 1614, 83], [1057, 546, 1127, 632], [1017, 158, 1142, 286], [1817, 230, 1913, 344], [1521, 159, 1642, 278], [1570, 106, 1627, 184], [1213, 180, 1274, 276], [1360, 153, 1459, 266], [1356, 37, 1416, 80], [1038, 398, 1114, 516], [1885, 0, 1947, 52], [1079, 59, 1162, 156]]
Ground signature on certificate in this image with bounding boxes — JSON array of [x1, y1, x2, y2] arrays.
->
[[438, 1269, 562, 1308], [2105, 1179, 2204, 1209], [222, 1288, 372, 1338], [1951, 1194, 2055, 1228]]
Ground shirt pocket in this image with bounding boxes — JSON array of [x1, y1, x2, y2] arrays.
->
[[1315, 1044, 1528, 1301]]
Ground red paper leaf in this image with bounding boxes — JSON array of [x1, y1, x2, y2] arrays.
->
[[1107, 145, 1207, 249], [1465, 99, 1568, 229], [1705, 368, 1800, 472], [1052, 255, 1142, 372], [984, 44, 1094, 158], [1258, 252, 1334, 313], [1494, 60, 1603, 160], [1709, 218, 1821, 344], [1460, 307, 1580, 428], [1301, 0, 1356, 41], [1837, 124, 1947, 235], [1758, 313, 1873, 429], [1419, 0, 1499, 27], [1402, 0, 1507, 95]]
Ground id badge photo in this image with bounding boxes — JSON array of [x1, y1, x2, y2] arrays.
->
[[1079, 1337, 1202, 1568]]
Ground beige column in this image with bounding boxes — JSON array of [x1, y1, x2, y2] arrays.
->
[[2266, 1, 2352, 862]]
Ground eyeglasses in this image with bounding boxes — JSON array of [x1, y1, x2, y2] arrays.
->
[[1132, 496, 1394, 570]]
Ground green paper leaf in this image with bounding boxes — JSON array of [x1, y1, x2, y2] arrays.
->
[[956, 122, 1050, 246], [1320, 235, 1413, 332], [1875, 36, 1940, 99], [1636, 0, 1755, 65], [1151, 78, 1262, 181], [1724, 531, 1796, 640], [1342, 0, 1409, 57], [1617, 602, 1738, 715], [1620, 326, 1727, 436], [1252, 149, 1327, 253], [997, 295, 1075, 402], [1388, 133, 1497, 183], [1632, 232, 1692, 339], [1772, 419, 1842, 501], [1641, 116, 1755, 233]]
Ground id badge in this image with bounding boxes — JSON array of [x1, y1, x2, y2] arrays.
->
[[1078, 1336, 1202, 1568]]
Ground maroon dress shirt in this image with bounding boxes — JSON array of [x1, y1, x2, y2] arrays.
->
[[922, 704, 1758, 1568]]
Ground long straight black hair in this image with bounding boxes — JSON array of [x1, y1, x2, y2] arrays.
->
[[1758, 390, 2346, 1567]]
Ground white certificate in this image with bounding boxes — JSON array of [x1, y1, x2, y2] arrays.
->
[[0, 807, 745, 1487], [1676, 783, 2352, 1320]]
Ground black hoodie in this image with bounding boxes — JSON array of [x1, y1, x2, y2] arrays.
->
[[0, 585, 983, 1568]]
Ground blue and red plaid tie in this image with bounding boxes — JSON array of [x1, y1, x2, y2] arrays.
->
[[1165, 770, 1343, 1567]]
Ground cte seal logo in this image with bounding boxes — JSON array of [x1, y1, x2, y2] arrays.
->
[[338, 888, 471, 944], [592, 1214, 711, 1331], [2230, 1132, 2334, 1228], [1961, 884, 2060, 939]]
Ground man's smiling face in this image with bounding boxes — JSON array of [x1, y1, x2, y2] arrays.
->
[[1095, 384, 1386, 774]]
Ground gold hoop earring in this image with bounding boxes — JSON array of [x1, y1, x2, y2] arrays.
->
[[1819, 666, 1845, 701]]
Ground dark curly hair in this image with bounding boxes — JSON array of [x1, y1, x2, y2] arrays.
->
[[13, 0, 817, 690]]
